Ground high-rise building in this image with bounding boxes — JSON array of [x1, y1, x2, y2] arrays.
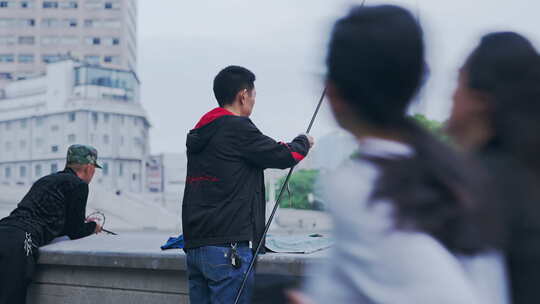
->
[[0, 0, 137, 82], [0, 59, 149, 193]]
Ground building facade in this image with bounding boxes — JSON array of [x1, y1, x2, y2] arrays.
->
[[0, 59, 149, 192], [147, 153, 186, 195], [0, 0, 137, 81]]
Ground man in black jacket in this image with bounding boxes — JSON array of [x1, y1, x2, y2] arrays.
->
[[0, 144, 103, 304], [182, 66, 313, 303]]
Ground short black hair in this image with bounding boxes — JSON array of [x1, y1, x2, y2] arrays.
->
[[213, 66, 256, 107], [327, 5, 425, 127]]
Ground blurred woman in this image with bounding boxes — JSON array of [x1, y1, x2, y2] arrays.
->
[[448, 32, 540, 304], [293, 5, 508, 304]]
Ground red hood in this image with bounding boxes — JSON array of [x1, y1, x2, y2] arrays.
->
[[194, 107, 236, 129]]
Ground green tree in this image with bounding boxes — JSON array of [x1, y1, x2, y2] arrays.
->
[[411, 114, 450, 142], [274, 169, 320, 210], [349, 114, 450, 159]]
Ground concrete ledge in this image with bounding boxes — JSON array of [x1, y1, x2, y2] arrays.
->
[[27, 233, 327, 304]]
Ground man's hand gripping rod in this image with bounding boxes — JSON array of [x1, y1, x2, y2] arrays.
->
[[233, 87, 326, 304]]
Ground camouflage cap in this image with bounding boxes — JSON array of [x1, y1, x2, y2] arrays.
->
[[67, 144, 102, 169]]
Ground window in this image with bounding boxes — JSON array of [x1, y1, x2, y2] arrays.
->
[[5, 167, 11, 178], [103, 135, 109, 144], [35, 117, 44, 126], [51, 145, 59, 153], [84, 55, 100, 65], [68, 112, 76, 122], [104, 113, 110, 123], [51, 125, 59, 132], [85, 0, 101, 10], [19, 18, 35, 27], [85, 37, 102, 46], [41, 36, 59, 45], [102, 163, 108, 176], [120, 135, 124, 145], [60, 36, 78, 45], [0, 18, 16, 28], [104, 1, 119, 9], [51, 163, 58, 173], [18, 36, 35, 45], [5, 121, 11, 130], [20, 166, 26, 178], [0, 35, 15, 45], [103, 37, 120, 46], [92, 112, 98, 124], [18, 54, 34, 63], [65, 19, 77, 27], [13, 18, 36, 28], [21, 1, 34, 8], [118, 163, 123, 177], [35, 164, 42, 177], [0, 1, 16, 8], [84, 19, 101, 28], [41, 18, 58, 28], [0, 72, 11, 79], [102, 19, 121, 28], [68, 134, 76, 143], [104, 55, 120, 65], [59, 1, 77, 9], [43, 1, 59, 8], [20, 120, 27, 128], [42, 54, 62, 63], [132, 173, 137, 181], [0, 54, 14, 63]]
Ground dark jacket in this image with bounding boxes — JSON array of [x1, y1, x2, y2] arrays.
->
[[182, 107, 310, 249], [479, 142, 540, 304], [0, 168, 96, 246]]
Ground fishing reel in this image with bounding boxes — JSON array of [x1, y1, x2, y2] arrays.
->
[[86, 211, 118, 235]]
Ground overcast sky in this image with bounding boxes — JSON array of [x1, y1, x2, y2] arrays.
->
[[139, 0, 540, 154]]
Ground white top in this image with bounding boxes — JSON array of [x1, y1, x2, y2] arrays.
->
[[304, 137, 509, 304]]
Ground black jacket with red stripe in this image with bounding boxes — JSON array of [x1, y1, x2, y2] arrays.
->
[[182, 107, 310, 249]]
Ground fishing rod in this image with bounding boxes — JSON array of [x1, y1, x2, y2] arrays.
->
[[103, 228, 117, 235], [233, 87, 327, 304]]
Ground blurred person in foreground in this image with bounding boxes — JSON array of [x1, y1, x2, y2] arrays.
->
[[182, 66, 313, 303], [448, 32, 540, 304], [291, 5, 507, 304], [0, 144, 103, 304]]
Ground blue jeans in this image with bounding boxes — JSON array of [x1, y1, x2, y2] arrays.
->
[[186, 244, 255, 304]]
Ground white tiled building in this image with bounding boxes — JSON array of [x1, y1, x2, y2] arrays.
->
[[0, 58, 150, 192], [0, 0, 137, 81]]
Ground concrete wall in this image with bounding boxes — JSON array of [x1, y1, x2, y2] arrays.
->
[[26, 234, 325, 304]]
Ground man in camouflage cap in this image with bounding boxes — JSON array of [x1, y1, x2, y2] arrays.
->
[[0, 144, 103, 303], [67, 144, 103, 169]]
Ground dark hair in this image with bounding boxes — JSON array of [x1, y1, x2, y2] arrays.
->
[[327, 5, 425, 127], [465, 32, 540, 175], [213, 66, 256, 107], [328, 5, 500, 254]]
